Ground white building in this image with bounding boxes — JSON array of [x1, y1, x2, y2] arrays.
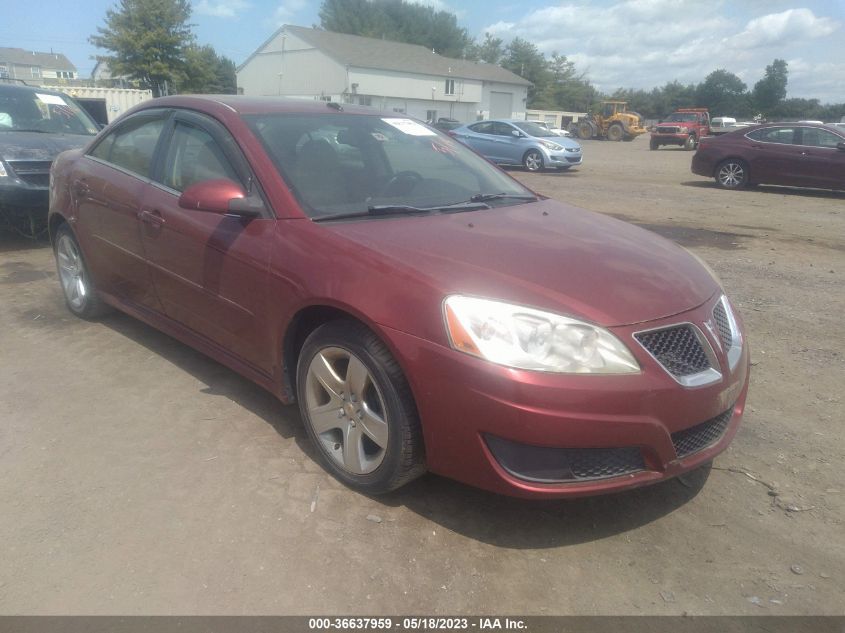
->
[[237, 25, 531, 123]]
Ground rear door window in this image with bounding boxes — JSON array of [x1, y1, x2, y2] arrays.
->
[[90, 115, 166, 178], [746, 127, 795, 145]]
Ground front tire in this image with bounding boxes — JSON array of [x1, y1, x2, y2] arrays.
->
[[53, 224, 111, 320], [684, 134, 697, 150], [296, 320, 425, 494], [715, 159, 749, 189], [650, 138, 659, 150], [523, 149, 544, 172], [606, 123, 624, 141]]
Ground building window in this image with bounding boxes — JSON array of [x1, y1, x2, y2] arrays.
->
[[319, 95, 332, 102], [358, 96, 372, 106], [0, 64, 8, 78], [57, 71, 74, 79], [31, 66, 41, 78], [445, 79, 455, 96], [392, 107, 405, 113]]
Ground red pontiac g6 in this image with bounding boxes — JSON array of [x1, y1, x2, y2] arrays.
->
[[49, 97, 750, 498]]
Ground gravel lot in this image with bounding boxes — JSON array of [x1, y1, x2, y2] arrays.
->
[[1, 139, 843, 615]]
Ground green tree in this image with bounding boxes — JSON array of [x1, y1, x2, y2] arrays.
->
[[90, 0, 193, 97], [696, 69, 748, 116], [502, 37, 549, 106], [752, 59, 788, 117], [537, 53, 598, 111], [177, 45, 237, 94], [466, 33, 505, 64], [319, 0, 472, 58]]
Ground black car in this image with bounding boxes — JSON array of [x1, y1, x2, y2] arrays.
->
[[0, 82, 99, 237], [432, 117, 462, 132]]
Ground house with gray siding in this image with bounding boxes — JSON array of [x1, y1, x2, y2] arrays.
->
[[0, 48, 77, 82], [237, 26, 530, 123]]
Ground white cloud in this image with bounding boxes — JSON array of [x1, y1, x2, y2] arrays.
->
[[195, 0, 251, 18], [728, 8, 839, 49], [269, 0, 309, 26], [482, 2, 842, 101]]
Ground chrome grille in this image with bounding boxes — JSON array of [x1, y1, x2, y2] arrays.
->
[[634, 325, 711, 377], [713, 301, 733, 349], [672, 408, 733, 458], [656, 126, 680, 134]]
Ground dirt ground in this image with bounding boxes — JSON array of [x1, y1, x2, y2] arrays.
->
[[0, 139, 843, 615]]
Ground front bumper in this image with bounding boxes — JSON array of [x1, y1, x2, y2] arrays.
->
[[651, 133, 689, 146], [0, 181, 49, 209], [380, 295, 750, 499], [543, 147, 582, 168]]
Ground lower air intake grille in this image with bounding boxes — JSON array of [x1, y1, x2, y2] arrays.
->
[[672, 408, 733, 459], [485, 435, 646, 483], [634, 325, 711, 377]]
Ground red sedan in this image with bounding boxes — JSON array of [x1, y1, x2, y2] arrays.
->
[[692, 122, 845, 190], [49, 96, 749, 498]]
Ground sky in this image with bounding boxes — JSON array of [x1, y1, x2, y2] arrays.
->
[[1, 0, 843, 102]]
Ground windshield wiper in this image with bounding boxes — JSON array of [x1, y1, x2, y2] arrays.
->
[[1, 128, 50, 133], [312, 201, 490, 222], [469, 192, 538, 203]]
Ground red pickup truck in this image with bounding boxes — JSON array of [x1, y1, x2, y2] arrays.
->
[[650, 108, 710, 150]]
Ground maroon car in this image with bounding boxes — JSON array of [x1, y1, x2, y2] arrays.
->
[[49, 96, 749, 498], [692, 122, 845, 190]]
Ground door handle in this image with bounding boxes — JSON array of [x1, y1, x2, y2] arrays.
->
[[138, 208, 165, 229], [72, 179, 89, 198]]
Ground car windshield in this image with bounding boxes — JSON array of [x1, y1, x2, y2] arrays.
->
[[663, 113, 698, 122], [512, 121, 557, 137], [0, 90, 98, 135], [246, 113, 533, 219]]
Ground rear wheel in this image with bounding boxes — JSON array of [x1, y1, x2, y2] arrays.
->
[[53, 224, 111, 320], [684, 134, 697, 150], [296, 320, 425, 494], [606, 123, 624, 142], [577, 122, 593, 140], [650, 138, 659, 150], [715, 159, 749, 189], [523, 149, 544, 172]]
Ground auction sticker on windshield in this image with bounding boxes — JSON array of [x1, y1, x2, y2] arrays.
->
[[36, 93, 68, 106], [381, 118, 436, 136]]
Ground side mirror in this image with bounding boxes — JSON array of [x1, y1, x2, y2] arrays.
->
[[837, 142, 845, 151], [511, 130, 522, 137], [178, 179, 264, 217]]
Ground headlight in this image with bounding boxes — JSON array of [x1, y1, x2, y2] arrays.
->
[[443, 296, 640, 374], [539, 140, 563, 151]]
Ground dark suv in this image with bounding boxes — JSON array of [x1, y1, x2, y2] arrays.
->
[[0, 82, 99, 237]]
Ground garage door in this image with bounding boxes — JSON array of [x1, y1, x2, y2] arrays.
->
[[489, 91, 513, 119]]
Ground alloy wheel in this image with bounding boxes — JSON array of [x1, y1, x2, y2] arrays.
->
[[524, 151, 543, 172], [304, 346, 389, 475], [56, 234, 88, 311], [718, 162, 745, 188]]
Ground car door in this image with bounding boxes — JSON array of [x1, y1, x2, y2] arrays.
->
[[489, 122, 523, 164], [744, 126, 802, 186], [454, 121, 497, 160], [794, 126, 845, 190], [74, 110, 169, 309], [139, 111, 276, 373]]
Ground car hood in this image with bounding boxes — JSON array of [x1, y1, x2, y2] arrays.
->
[[324, 199, 719, 327], [532, 134, 580, 149], [0, 131, 93, 162]]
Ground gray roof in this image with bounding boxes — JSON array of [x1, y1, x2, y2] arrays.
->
[[244, 25, 531, 87], [0, 47, 76, 71]]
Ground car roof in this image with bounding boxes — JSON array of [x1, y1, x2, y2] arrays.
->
[[0, 82, 67, 97], [145, 95, 388, 117]]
